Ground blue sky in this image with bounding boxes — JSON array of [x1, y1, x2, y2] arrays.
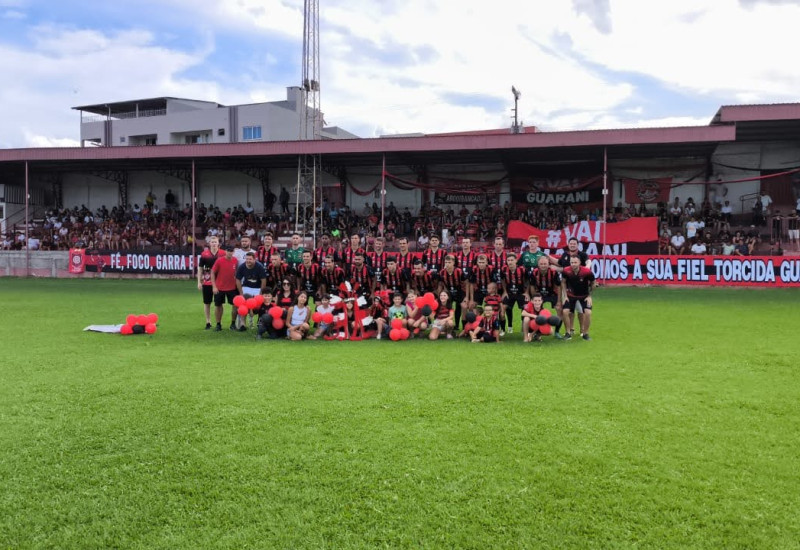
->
[[1, 0, 798, 148]]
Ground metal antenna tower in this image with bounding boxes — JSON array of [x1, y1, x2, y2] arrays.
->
[[294, 0, 322, 244]]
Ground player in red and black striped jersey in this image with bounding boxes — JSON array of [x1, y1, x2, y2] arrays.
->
[[454, 237, 478, 279], [437, 254, 466, 328], [294, 251, 320, 298], [488, 235, 508, 285], [395, 237, 416, 279], [469, 254, 495, 309], [500, 252, 527, 334], [367, 237, 389, 287], [313, 233, 338, 265], [469, 302, 500, 343], [561, 255, 596, 340], [408, 259, 435, 295], [483, 282, 505, 333], [266, 252, 290, 291], [319, 255, 346, 296], [528, 255, 562, 312], [421, 235, 446, 275], [256, 233, 279, 265], [381, 256, 407, 296], [340, 234, 366, 269], [346, 252, 373, 296]]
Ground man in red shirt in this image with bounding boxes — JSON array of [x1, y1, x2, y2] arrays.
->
[[197, 235, 226, 329], [211, 245, 239, 331], [561, 255, 596, 340]]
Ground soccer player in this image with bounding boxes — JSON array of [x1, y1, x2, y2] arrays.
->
[[210, 245, 239, 331], [557, 237, 590, 332], [197, 235, 225, 329], [395, 236, 416, 278], [294, 250, 320, 298], [422, 234, 446, 275], [340, 233, 364, 268], [319, 255, 346, 297], [347, 252, 373, 297], [313, 233, 337, 265], [408, 259, 435, 295], [488, 235, 508, 283], [235, 251, 267, 330], [285, 233, 305, 270], [256, 232, 279, 264], [381, 256, 407, 296], [561, 255, 596, 340], [529, 255, 562, 314], [367, 236, 389, 289], [520, 234, 548, 275], [266, 252, 290, 290], [500, 252, 527, 334], [437, 254, 466, 328], [469, 254, 495, 312], [483, 282, 505, 335]]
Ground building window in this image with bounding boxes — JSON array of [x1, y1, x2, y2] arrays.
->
[[218, 128, 225, 136], [243, 125, 262, 141], [145, 137, 157, 146], [120, 136, 126, 143]]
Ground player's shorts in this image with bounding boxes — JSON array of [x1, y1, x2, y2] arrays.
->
[[214, 289, 238, 307], [564, 296, 592, 312], [502, 293, 526, 309], [541, 292, 560, 309], [202, 285, 214, 305], [473, 290, 487, 306], [447, 290, 465, 304]]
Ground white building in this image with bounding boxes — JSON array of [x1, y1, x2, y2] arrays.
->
[[73, 87, 358, 147]]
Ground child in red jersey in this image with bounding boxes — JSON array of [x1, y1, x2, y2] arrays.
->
[[470, 303, 500, 343]]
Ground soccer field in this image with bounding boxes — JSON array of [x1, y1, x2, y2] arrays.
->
[[1, 278, 799, 549]]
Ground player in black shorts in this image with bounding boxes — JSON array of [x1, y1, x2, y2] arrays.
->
[[469, 254, 495, 311], [500, 252, 527, 334]]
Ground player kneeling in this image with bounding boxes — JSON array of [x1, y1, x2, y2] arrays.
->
[[521, 293, 563, 342]]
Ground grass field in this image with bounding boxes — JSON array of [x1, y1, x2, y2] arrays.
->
[[1, 278, 799, 549]]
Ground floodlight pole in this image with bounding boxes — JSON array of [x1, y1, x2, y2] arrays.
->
[[511, 86, 521, 134], [380, 154, 386, 237], [191, 159, 197, 277]]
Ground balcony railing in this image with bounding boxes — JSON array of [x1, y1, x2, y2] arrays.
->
[[81, 108, 167, 123]]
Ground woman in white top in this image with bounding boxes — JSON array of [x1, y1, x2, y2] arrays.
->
[[287, 291, 311, 340]]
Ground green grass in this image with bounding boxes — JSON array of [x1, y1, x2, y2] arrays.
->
[[1, 278, 799, 549]]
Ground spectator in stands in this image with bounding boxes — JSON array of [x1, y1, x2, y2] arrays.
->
[[669, 198, 682, 226], [669, 230, 686, 255], [690, 238, 706, 255]]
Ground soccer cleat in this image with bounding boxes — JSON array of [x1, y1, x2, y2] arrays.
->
[[507, 327, 513, 334], [229, 323, 237, 331], [582, 333, 591, 341], [564, 332, 572, 340], [214, 324, 222, 332], [205, 322, 212, 330], [554, 332, 564, 340]]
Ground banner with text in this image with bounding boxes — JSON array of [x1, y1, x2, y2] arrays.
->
[[83, 251, 196, 274], [592, 255, 800, 287], [510, 175, 604, 206], [507, 218, 659, 255]]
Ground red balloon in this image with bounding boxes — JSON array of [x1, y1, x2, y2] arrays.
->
[[120, 324, 133, 335], [322, 312, 334, 324], [136, 314, 149, 326], [423, 293, 436, 305], [146, 313, 158, 325], [430, 301, 439, 311], [312, 312, 322, 323], [145, 323, 157, 334], [126, 314, 137, 327], [389, 328, 402, 341], [233, 295, 246, 307], [272, 318, 284, 330], [269, 306, 283, 319], [400, 328, 410, 340], [245, 297, 258, 310], [237, 305, 249, 316], [253, 295, 265, 307], [390, 318, 403, 330]]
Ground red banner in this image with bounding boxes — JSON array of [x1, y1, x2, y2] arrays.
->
[[68, 248, 85, 273], [507, 218, 659, 252], [622, 178, 672, 204], [593, 255, 800, 287]]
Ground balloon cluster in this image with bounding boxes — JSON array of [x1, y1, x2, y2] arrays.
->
[[311, 311, 335, 325], [233, 294, 265, 317], [415, 292, 439, 318], [388, 318, 411, 341], [259, 305, 291, 330], [120, 313, 158, 335]]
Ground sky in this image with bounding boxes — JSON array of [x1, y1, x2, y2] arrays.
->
[[1, 0, 799, 149]]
